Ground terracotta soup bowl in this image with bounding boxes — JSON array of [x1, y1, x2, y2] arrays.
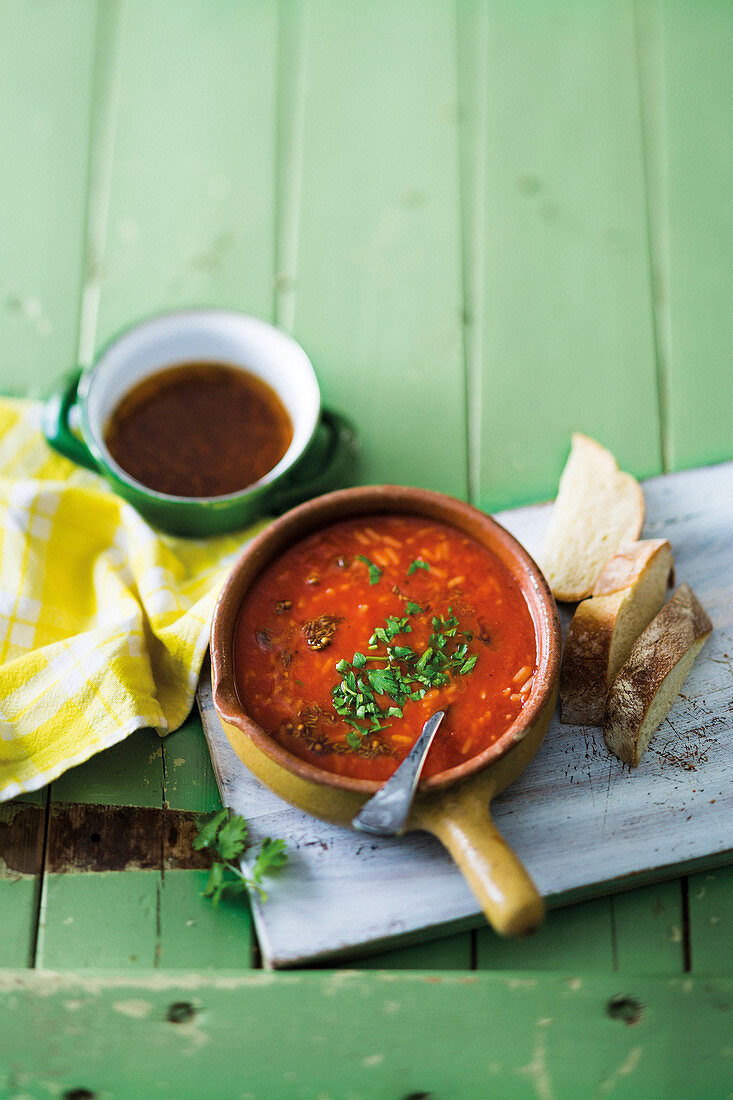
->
[[211, 485, 561, 937]]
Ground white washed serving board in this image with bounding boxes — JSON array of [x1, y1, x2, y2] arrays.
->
[[197, 462, 733, 968]]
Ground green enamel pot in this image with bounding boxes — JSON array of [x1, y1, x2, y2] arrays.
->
[[43, 309, 358, 537], [211, 485, 561, 938]]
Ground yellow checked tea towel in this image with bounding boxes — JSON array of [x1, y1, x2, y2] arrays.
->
[[0, 399, 265, 801]]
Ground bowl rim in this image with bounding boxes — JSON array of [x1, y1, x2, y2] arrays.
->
[[78, 307, 321, 507], [210, 484, 561, 795]]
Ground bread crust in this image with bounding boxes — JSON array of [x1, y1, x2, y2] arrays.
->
[[560, 593, 624, 724], [591, 539, 673, 595], [603, 584, 713, 766], [560, 540, 673, 725]]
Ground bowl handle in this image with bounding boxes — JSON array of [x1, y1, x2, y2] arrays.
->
[[266, 408, 359, 513], [413, 789, 545, 938], [43, 370, 100, 472]]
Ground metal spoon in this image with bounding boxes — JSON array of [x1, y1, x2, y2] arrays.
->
[[351, 710, 445, 836]]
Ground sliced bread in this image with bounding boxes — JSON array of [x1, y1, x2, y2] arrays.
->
[[603, 583, 713, 767], [539, 434, 645, 601], [560, 539, 674, 725]]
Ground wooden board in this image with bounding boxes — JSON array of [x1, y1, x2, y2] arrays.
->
[[198, 461, 733, 968]]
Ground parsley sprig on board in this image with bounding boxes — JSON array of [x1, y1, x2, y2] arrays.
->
[[193, 809, 287, 904], [332, 603, 477, 747]]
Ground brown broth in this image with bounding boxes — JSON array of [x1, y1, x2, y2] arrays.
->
[[104, 361, 293, 497]]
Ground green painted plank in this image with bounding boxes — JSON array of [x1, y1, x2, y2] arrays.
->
[[688, 866, 733, 973], [652, 1, 733, 471], [36, 872, 160, 969], [0, 880, 39, 969], [160, 714, 259, 970], [93, 0, 279, 350], [156, 711, 256, 970], [0, 0, 96, 396], [476, 896, 614, 971], [633, 0, 672, 473], [158, 714, 258, 969], [475, 0, 661, 510], [351, 931, 472, 971], [457, 0, 491, 506], [39, 728, 166, 970], [162, 711, 220, 813], [613, 881, 685, 973], [0, 798, 45, 968], [157, 870, 254, 970], [49, 725, 164, 808], [474, 876, 686, 978], [289, 0, 468, 495], [0, 970, 731, 1098]]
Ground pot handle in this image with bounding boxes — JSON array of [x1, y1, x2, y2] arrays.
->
[[43, 370, 100, 472], [414, 790, 545, 938]]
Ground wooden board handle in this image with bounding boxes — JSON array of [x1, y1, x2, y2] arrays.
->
[[415, 791, 545, 939]]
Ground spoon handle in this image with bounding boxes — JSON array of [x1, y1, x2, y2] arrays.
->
[[351, 710, 445, 836]]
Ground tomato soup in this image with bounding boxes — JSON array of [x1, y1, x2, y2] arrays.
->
[[233, 515, 537, 782]]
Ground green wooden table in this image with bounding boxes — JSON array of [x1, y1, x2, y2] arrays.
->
[[2, 2, 732, 1096]]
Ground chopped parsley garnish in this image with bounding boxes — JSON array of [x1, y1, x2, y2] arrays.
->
[[407, 558, 430, 575], [332, 605, 477, 741], [357, 555, 382, 585]]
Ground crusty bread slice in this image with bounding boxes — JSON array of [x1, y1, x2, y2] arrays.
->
[[560, 539, 674, 725], [603, 583, 713, 767], [539, 434, 645, 601]]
